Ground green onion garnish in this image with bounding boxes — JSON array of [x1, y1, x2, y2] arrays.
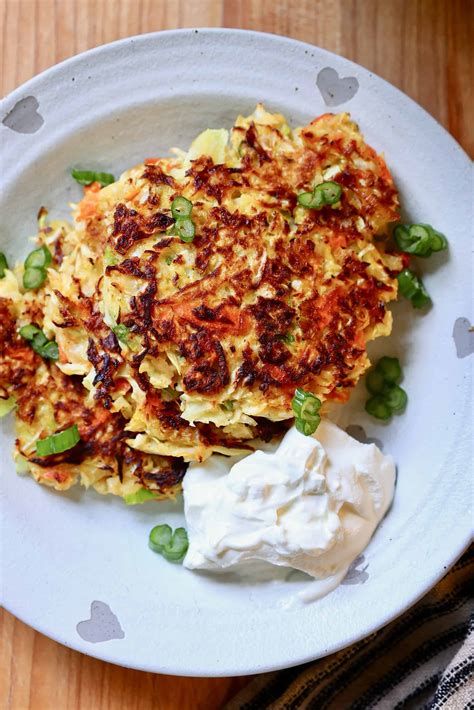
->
[[36, 424, 80, 456], [365, 356, 407, 420], [397, 269, 431, 309], [39, 341, 59, 359], [149, 524, 189, 562], [317, 181, 342, 205], [124, 488, 157, 505], [175, 217, 195, 243], [280, 333, 295, 344], [375, 356, 402, 384], [382, 384, 408, 412], [297, 190, 325, 209], [394, 223, 448, 258], [365, 396, 392, 421], [71, 169, 115, 187], [220, 400, 234, 412], [20, 324, 59, 360], [23, 266, 47, 290], [25, 245, 52, 270], [297, 181, 342, 210], [171, 196, 193, 219], [291, 388, 322, 436], [365, 369, 386, 394], [19, 324, 42, 340], [112, 323, 130, 344], [0, 252, 8, 278], [104, 246, 119, 266]]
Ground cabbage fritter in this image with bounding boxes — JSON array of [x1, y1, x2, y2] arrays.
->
[[0, 106, 404, 500]]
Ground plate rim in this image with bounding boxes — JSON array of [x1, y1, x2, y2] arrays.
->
[[1, 27, 472, 677]]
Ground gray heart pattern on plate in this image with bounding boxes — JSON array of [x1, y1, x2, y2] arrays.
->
[[76, 601, 125, 643], [2, 96, 44, 134], [341, 555, 369, 585], [317, 67, 359, 107], [452, 317, 474, 358]]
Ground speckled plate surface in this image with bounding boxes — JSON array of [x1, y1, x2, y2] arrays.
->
[[0, 29, 472, 676]]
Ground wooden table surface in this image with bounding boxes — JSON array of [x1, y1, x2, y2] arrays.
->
[[1, 1, 472, 708]]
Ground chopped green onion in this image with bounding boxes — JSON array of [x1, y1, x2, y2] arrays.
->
[[104, 246, 119, 266], [280, 333, 295, 344], [429, 229, 448, 252], [171, 196, 193, 219], [38, 340, 59, 360], [382, 384, 408, 412], [366, 369, 386, 394], [297, 191, 324, 209], [397, 269, 431, 309], [31, 331, 49, 350], [149, 524, 189, 562], [394, 223, 448, 258], [19, 324, 42, 340], [36, 424, 80, 456], [0, 396, 16, 417], [113, 323, 130, 344], [365, 396, 392, 421], [124, 488, 156, 505], [165, 253, 175, 265], [71, 169, 115, 187], [316, 181, 342, 205], [297, 181, 342, 210], [406, 225, 433, 256], [23, 266, 46, 290], [20, 324, 58, 360], [291, 388, 322, 436], [0, 252, 8, 278], [175, 217, 195, 243], [365, 357, 408, 420], [25, 245, 52, 270], [375, 356, 402, 384], [220, 400, 234, 412]]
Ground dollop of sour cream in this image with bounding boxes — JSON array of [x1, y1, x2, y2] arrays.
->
[[183, 419, 395, 599]]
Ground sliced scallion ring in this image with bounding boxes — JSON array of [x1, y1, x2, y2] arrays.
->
[[397, 269, 431, 308], [36, 424, 81, 456], [0, 252, 8, 278], [71, 169, 115, 187], [429, 230, 448, 252], [317, 181, 342, 205], [39, 340, 59, 360], [382, 384, 408, 412], [365, 396, 392, 421], [23, 266, 46, 290], [25, 245, 52, 269], [171, 196, 193, 219], [149, 524, 189, 562], [375, 356, 402, 384], [297, 191, 319, 208], [175, 217, 195, 243], [366, 369, 386, 394], [407, 224, 433, 256], [19, 324, 42, 340], [291, 388, 322, 436]]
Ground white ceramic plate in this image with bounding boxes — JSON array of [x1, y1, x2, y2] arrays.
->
[[1, 29, 472, 677]]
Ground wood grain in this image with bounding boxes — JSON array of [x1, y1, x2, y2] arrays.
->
[[0, 1, 472, 709]]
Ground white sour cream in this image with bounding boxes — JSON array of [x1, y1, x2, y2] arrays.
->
[[183, 419, 395, 600]]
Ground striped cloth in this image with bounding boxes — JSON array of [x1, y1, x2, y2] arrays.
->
[[227, 546, 473, 710]]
